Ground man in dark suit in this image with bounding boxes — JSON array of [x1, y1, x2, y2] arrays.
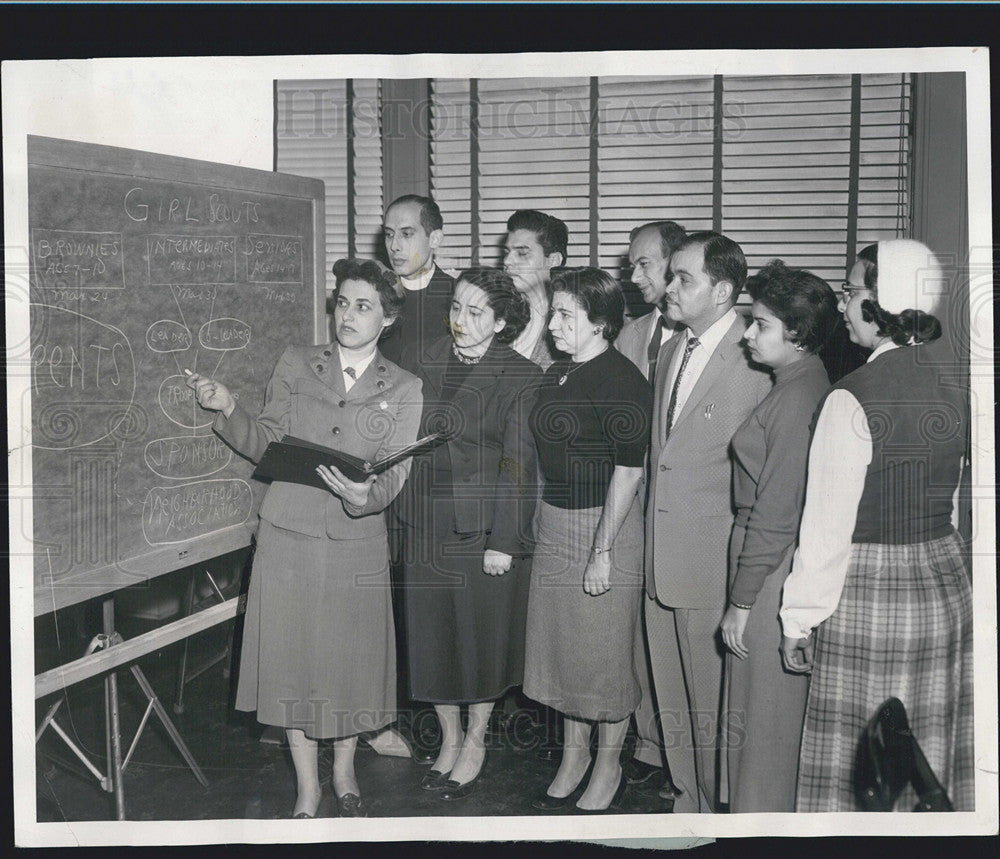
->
[[644, 232, 772, 812], [613, 220, 685, 794], [378, 195, 456, 374], [365, 195, 456, 761]]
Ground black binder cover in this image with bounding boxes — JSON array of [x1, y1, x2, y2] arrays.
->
[[252, 433, 446, 489]]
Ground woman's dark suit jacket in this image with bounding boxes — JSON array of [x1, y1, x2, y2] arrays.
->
[[396, 336, 542, 556]]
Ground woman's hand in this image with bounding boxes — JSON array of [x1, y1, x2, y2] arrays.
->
[[583, 552, 612, 596], [720, 605, 751, 659], [186, 372, 236, 418], [483, 549, 513, 577], [780, 634, 814, 673], [316, 464, 376, 508]]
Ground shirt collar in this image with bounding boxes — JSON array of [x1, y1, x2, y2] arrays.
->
[[399, 262, 436, 292], [337, 344, 377, 380], [685, 307, 737, 355], [867, 340, 901, 363]]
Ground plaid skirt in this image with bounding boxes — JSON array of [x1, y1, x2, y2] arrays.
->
[[796, 531, 974, 811]]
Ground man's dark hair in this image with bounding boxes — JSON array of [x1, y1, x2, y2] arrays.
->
[[676, 230, 748, 304], [386, 194, 443, 235], [506, 209, 569, 266]]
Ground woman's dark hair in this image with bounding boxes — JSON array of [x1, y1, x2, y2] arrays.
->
[[549, 266, 625, 342], [746, 260, 840, 353], [854, 243, 943, 345], [455, 267, 531, 345], [331, 258, 405, 334]]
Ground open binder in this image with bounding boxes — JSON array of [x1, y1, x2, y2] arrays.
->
[[252, 432, 446, 488]]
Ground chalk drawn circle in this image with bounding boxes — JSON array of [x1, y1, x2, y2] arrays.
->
[[146, 319, 193, 354], [158, 374, 214, 430]]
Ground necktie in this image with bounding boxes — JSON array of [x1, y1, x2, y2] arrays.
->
[[647, 315, 667, 384], [664, 336, 699, 441]]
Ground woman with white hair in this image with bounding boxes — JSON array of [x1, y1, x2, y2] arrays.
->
[[779, 239, 973, 811]]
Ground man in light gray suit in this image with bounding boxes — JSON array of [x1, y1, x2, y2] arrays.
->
[[644, 232, 771, 812], [614, 220, 685, 793]]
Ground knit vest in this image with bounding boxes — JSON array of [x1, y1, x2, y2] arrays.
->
[[832, 345, 967, 544]]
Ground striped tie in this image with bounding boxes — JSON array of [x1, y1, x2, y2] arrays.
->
[[664, 336, 699, 442]]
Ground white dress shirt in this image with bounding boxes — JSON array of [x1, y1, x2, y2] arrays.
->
[[779, 340, 899, 639], [338, 345, 377, 392], [663, 307, 738, 430]]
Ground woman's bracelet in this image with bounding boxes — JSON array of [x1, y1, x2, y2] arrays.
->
[[591, 545, 612, 556], [729, 597, 754, 610]]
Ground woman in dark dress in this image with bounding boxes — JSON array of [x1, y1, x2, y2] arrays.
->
[[718, 260, 839, 812], [780, 240, 973, 811], [523, 267, 653, 812], [188, 259, 422, 818], [398, 267, 542, 800]]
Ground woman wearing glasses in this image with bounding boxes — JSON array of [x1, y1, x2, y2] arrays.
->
[[779, 240, 973, 811]]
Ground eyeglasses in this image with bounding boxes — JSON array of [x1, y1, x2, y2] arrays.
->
[[840, 282, 868, 301]]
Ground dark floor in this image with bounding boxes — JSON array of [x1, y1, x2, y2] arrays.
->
[[35, 617, 677, 822]]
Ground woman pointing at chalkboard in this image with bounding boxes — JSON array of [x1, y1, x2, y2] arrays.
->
[[187, 258, 423, 818]]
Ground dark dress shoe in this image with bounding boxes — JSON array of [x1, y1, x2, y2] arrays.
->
[[336, 792, 366, 817], [622, 758, 663, 786], [420, 769, 451, 791], [576, 775, 628, 814], [658, 778, 681, 800], [531, 792, 574, 810], [411, 745, 438, 765], [439, 752, 488, 801], [292, 811, 314, 819]]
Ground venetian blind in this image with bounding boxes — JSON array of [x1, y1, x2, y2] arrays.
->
[[275, 79, 383, 293], [430, 74, 911, 295]]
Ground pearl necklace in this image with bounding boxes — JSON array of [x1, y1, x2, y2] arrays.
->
[[452, 342, 484, 365]]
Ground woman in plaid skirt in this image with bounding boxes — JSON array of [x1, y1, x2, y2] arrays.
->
[[778, 239, 974, 812]]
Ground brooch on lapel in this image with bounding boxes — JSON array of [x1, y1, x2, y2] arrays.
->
[[379, 401, 388, 410]]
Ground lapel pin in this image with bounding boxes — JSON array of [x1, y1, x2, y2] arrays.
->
[[704, 403, 715, 419], [379, 401, 388, 410]]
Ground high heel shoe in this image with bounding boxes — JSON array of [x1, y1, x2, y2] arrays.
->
[[531, 757, 594, 810], [575, 773, 628, 814], [438, 750, 488, 801]]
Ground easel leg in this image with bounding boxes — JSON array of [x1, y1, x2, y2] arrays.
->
[[103, 598, 126, 820], [174, 570, 197, 715], [129, 663, 209, 787]]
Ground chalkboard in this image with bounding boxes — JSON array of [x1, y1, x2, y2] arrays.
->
[[26, 136, 326, 616]]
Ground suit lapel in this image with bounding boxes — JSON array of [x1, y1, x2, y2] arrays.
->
[[346, 350, 394, 403], [669, 317, 746, 435], [309, 344, 347, 396], [654, 334, 682, 443]]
